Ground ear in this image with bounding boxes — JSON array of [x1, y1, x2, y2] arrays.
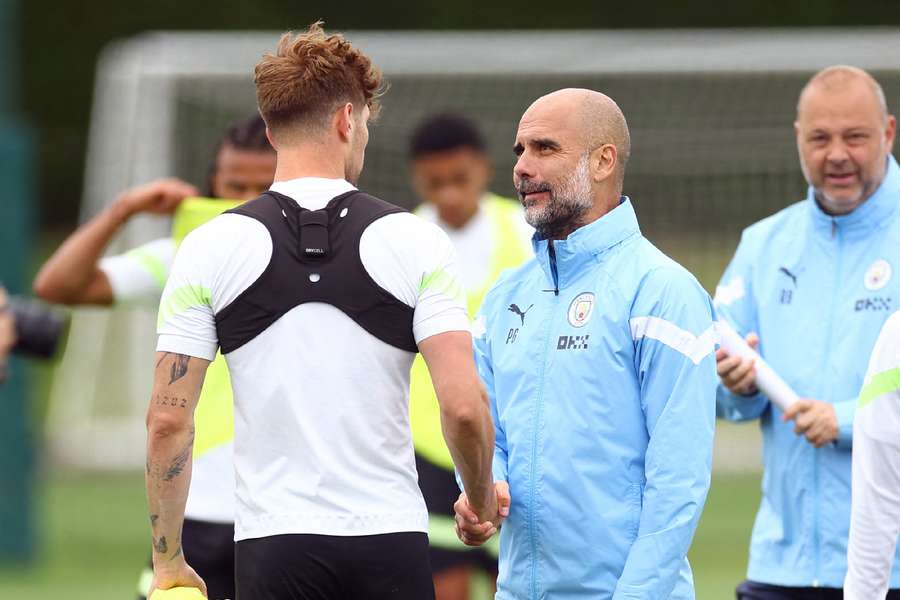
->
[[335, 102, 355, 143], [470, 152, 492, 187], [590, 144, 617, 183], [885, 115, 897, 151], [264, 126, 277, 150], [409, 160, 428, 197]]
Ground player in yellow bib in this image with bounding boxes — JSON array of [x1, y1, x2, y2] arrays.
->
[[34, 115, 275, 600], [407, 114, 533, 600]]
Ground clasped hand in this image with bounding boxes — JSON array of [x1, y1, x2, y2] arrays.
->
[[454, 481, 511, 547]]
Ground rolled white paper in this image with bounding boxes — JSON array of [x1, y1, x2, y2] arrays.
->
[[715, 320, 800, 412]]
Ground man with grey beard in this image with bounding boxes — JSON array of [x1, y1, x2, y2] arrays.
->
[[452, 88, 718, 599]]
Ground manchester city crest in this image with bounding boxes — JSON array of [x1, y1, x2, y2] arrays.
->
[[864, 259, 892, 291], [567, 292, 595, 328]]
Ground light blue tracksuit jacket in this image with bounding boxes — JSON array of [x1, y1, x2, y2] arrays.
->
[[715, 155, 900, 588], [473, 198, 717, 599]]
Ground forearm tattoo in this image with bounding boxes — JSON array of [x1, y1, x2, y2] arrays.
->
[[146, 353, 196, 562], [163, 429, 194, 482], [149, 512, 184, 561]]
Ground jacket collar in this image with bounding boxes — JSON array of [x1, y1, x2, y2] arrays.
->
[[533, 197, 640, 291], [807, 155, 900, 239]]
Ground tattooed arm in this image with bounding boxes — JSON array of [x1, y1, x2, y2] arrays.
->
[[146, 351, 211, 597]]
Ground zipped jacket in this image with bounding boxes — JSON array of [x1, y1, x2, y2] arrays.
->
[[715, 156, 900, 587], [474, 198, 717, 599]]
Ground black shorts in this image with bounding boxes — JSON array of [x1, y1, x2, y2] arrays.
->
[[736, 579, 900, 599], [416, 452, 498, 574], [138, 518, 235, 600], [235, 531, 434, 600]]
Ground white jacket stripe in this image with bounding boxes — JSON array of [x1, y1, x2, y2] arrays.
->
[[630, 316, 716, 365]]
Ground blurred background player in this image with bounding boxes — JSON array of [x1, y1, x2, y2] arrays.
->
[[715, 66, 900, 599], [34, 115, 274, 307], [33, 114, 275, 600], [845, 310, 900, 600], [407, 112, 532, 600]]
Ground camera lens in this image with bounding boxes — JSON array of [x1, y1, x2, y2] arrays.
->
[[9, 297, 68, 359]]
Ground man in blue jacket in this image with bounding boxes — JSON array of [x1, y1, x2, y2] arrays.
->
[[453, 88, 718, 599], [716, 66, 900, 599]]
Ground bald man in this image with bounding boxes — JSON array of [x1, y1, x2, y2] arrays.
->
[[715, 66, 900, 599], [453, 88, 717, 599]]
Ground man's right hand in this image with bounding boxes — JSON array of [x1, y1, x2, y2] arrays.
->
[[116, 178, 200, 219], [454, 481, 511, 547], [716, 332, 760, 396], [150, 561, 208, 598]]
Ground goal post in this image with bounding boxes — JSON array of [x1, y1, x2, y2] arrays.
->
[[47, 28, 900, 471]]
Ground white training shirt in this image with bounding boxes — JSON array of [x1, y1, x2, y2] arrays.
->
[[100, 237, 175, 305], [415, 198, 533, 292], [156, 177, 470, 541], [845, 309, 900, 599], [100, 236, 235, 524]]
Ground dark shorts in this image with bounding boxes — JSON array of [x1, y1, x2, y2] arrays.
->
[[235, 531, 435, 600], [736, 580, 900, 599], [415, 452, 499, 575], [138, 518, 235, 600]]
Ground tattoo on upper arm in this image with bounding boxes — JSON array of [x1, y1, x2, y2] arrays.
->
[[154, 393, 188, 409], [156, 352, 192, 386], [156, 352, 170, 369], [168, 354, 191, 385]]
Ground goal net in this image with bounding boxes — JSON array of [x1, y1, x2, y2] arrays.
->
[[47, 28, 900, 470]]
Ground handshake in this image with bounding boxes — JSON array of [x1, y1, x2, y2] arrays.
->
[[453, 481, 511, 546]]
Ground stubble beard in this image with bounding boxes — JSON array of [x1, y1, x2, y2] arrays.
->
[[802, 153, 886, 216], [522, 154, 594, 240]]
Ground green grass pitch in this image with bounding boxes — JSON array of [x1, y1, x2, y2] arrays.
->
[[0, 471, 760, 599]]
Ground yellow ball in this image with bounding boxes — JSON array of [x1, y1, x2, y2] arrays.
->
[[149, 587, 206, 600]]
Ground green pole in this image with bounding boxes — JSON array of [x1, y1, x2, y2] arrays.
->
[[0, 0, 37, 563]]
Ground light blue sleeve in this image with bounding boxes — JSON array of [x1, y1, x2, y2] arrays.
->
[[472, 308, 509, 484], [833, 397, 857, 449], [714, 231, 770, 422], [613, 268, 717, 600]]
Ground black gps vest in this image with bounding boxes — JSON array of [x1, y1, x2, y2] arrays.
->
[[214, 190, 418, 355]]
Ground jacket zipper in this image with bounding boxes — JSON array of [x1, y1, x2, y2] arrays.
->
[[530, 242, 560, 597], [814, 219, 841, 586]]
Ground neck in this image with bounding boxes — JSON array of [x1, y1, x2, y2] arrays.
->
[[814, 195, 858, 217], [543, 193, 619, 241], [439, 201, 480, 230], [273, 143, 345, 182], [542, 217, 587, 241]]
